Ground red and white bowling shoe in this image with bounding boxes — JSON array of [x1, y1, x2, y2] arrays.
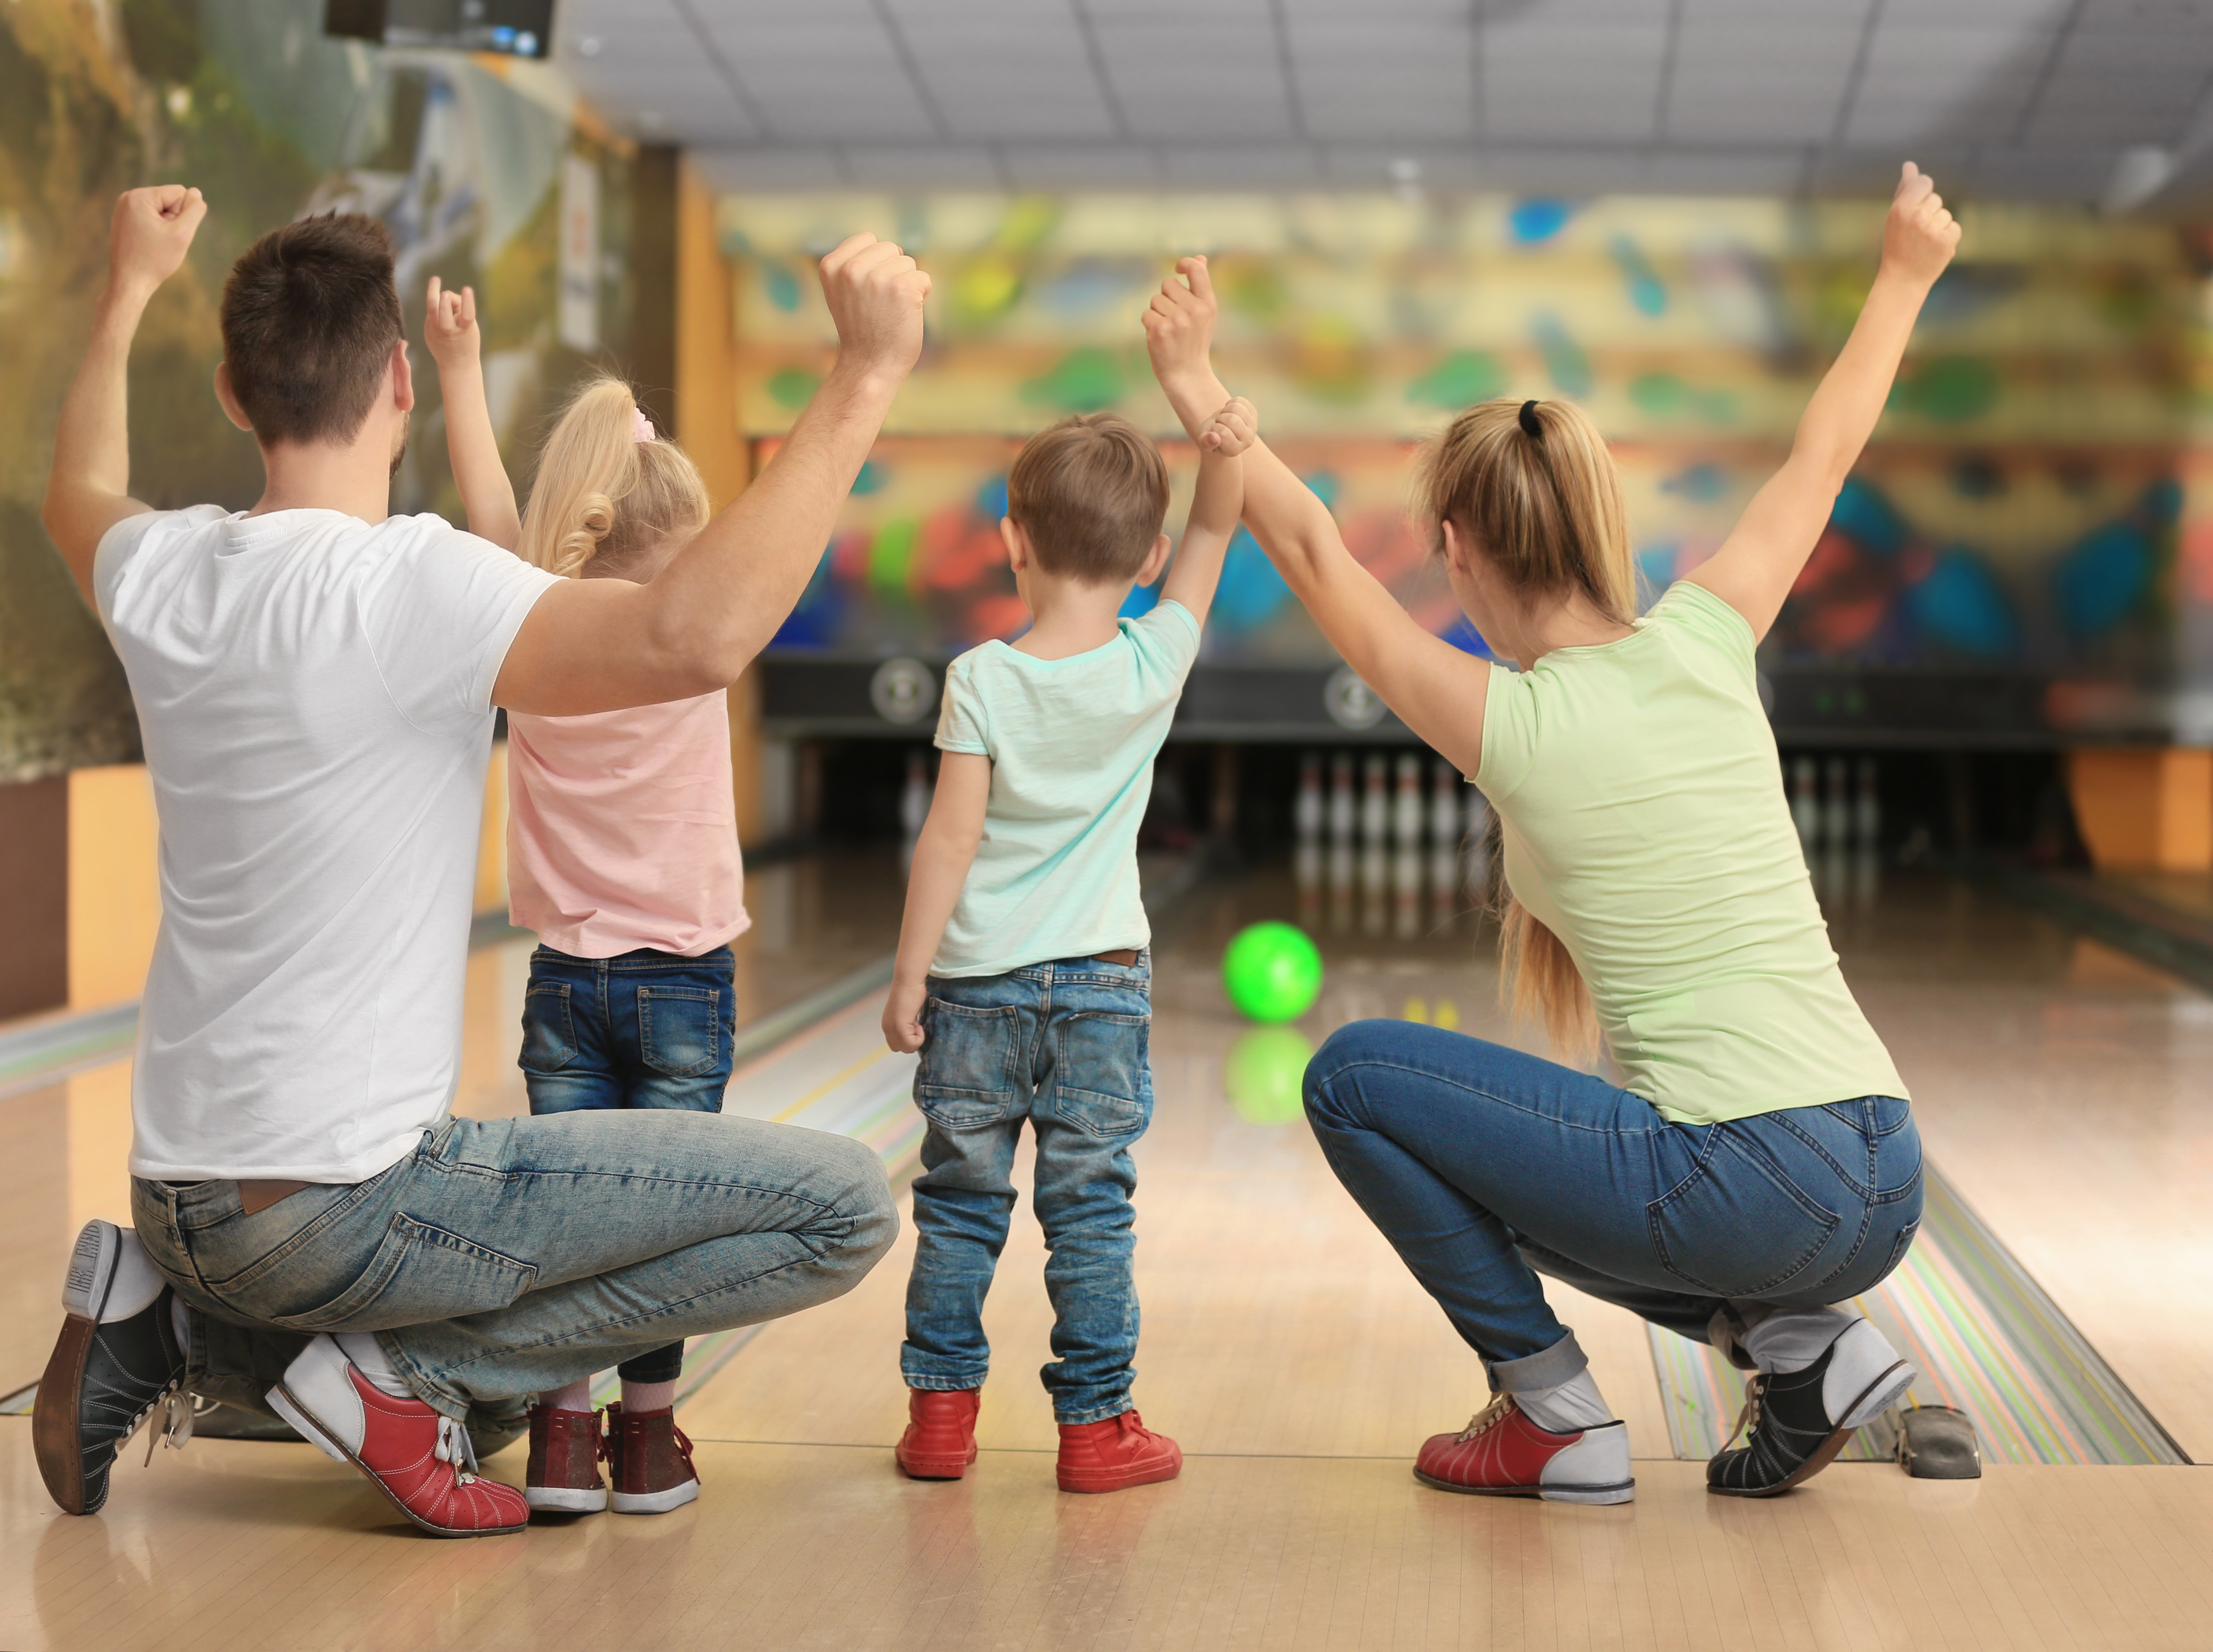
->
[[1413, 1394, 1635, 1505], [269, 1335, 528, 1536]]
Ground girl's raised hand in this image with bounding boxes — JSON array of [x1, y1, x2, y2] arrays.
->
[[424, 275, 482, 371], [1199, 395, 1259, 458], [1880, 162, 1961, 289]]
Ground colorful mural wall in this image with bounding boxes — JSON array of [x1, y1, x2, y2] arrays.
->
[[721, 192, 2213, 739], [1, 0, 640, 782]]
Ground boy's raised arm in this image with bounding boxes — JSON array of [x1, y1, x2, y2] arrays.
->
[[424, 277, 521, 551], [1156, 397, 1255, 624], [42, 187, 208, 607], [1687, 163, 1959, 641]]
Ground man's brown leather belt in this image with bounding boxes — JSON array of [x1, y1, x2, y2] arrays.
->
[[237, 1178, 312, 1216], [1092, 949, 1141, 967]]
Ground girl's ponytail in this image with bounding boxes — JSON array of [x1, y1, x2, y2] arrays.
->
[[517, 376, 710, 579]]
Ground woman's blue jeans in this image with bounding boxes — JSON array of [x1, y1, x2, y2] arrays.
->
[[1303, 1021, 1922, 1395], [901, 955, 1153, 1424]]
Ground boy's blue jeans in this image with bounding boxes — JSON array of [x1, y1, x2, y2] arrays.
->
[[902, 953, 1153, 1424], [1303, 1020, 1923, 1395], [519, 944, 738, 1384]]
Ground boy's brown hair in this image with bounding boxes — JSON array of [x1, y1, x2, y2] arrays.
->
[[1006, 412, 1170, 585], [220, 213, 404, 446]]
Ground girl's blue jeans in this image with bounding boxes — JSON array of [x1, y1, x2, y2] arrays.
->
[[901, 954, 1153, 1425], [519, 944, 739, 1384], [1302, 1020, 1923, 1395]]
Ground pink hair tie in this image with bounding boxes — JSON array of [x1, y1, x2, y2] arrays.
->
[[631, 408, 655, 443]]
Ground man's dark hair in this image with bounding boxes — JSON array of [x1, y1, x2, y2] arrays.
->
[[220, 214, 403, 446], [1006, 412, 1170, 585]]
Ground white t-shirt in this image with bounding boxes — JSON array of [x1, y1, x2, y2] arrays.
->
[[96, 505, 558, 1182]]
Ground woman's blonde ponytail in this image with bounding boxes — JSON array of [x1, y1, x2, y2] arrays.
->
[[517, 376, 711, 579]]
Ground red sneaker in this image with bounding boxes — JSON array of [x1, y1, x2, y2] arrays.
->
[[604, 1403, 700, 1514], [1413, 1395, 1634, 1505], [525, 1405, 608, 1514], [1056, 1410, 1181, 1494], [267, 1335, 527, 1536], [895, 1387, 980, 1480]]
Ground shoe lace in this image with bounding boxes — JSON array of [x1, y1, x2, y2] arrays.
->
[[1455, 1393, 1514, 1444], [433, 1415, 482, 1483], [135, 1380, 193, 1468], [1721, 1374, 1770, 1454]]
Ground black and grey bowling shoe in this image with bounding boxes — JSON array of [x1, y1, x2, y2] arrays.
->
[[1708, 1319, 1916, 1498], [34, 1220, 188, 1516]]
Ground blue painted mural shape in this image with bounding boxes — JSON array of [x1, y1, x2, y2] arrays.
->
[[1909, 548, 2018, 658], [1829, 477, 1910, 557], [1508, 198, 1576, 244], [1610, 235, 1666, 317], [2053, 522, 2151, 639], [1531, 312, 1594, 397], [1212, 526, 1292, 632]]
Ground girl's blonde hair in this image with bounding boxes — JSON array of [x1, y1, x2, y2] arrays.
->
[[516, 376, 711, 579], [1418, 397, 1633, 1063]]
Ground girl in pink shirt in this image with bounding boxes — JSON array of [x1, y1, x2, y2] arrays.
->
[[427, 281, 744, 1519]]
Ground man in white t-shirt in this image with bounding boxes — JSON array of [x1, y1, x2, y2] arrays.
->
[[32, 187, 928, 1537]]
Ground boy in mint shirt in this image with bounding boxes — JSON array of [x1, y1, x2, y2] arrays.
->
[[881, 390, 1255, 1493]]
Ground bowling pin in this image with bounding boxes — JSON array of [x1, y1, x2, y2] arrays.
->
[[1329, 753, 1356, 848], [1823, 757, 1852, 850], [1463, 786, 1493, 902], [1394, 753, 1424, 848], [1431, 758, 1460, 850], [1790, 756, 1820, 856], [898, 748, 930, 872], [1295, 837, 1323, 927], [1295, 752, 1324, 841], [1361, 753, 1389, 851], [1361, 842, 1388, 934], [1855, 757, 1881, 852]]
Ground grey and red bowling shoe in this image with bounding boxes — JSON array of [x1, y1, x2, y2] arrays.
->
[[1413, 1394, 1635, 1505]]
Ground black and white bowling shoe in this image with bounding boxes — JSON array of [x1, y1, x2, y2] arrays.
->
[[1708, 1318, 1916, 1498], [34, 1219, 189, 1515]]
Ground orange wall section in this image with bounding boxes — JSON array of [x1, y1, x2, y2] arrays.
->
[[66, 765, 161, 1009], [2067, 747, 2213, 872]]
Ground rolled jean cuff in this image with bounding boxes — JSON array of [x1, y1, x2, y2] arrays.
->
[[904, 1372, 986, 1394], [1489, 1330, 1587, 1395]]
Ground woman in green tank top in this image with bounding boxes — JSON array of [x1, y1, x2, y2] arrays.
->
[[1144, 168, 1962, 1504]]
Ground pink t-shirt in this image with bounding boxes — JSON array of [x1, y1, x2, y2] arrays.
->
[[506, 690, 749, 959]]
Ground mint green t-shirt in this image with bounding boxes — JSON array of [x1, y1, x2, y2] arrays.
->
[[1476, 579, 1907, 1124], [931, 600, 1202, 977]]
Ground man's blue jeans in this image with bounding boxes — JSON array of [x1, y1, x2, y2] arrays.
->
[[1303, 1021, 1922, 1394], [520, 944, 740, 1383], [901, 954, 1153, 1424], [130, 1110, 897, 1424]]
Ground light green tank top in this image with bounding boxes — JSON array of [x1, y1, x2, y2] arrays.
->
[[1476, 579, 1907, 1124]]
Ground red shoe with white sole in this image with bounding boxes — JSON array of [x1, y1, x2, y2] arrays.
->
[[1056, 1410, 1181, 1494], [267, 1335, 527, 1537], [604, 1403, 700, 1514], [1414, 1394, 1635, 1505], [895, 1388, 980, 1480]]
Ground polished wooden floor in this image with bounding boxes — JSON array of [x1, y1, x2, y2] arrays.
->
[[5, 856, 2211, 1651]]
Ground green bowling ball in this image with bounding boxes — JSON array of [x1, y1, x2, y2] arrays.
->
[[1220, 920, 1323, 1024]]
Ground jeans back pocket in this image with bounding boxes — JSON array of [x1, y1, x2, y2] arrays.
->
[[638, 984, 721, 1078], [1049, 1009, 1151, 1138], [1647, 1126, 1840, 1299], [917, 998, 1023, 1128], [519, 981, 576, 1073], [266, 1213, 538, 1333]]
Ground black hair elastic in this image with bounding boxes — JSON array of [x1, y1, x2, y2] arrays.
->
[[1517, 399, 1544, 438]]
